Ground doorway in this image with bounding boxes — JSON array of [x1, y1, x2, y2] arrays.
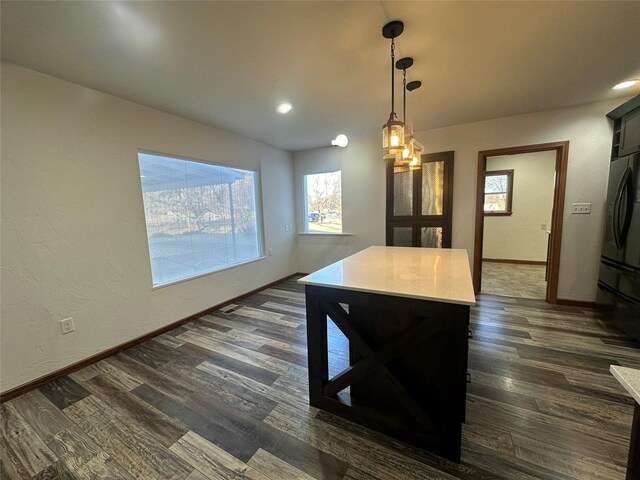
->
[[473, 142, 569, 303]]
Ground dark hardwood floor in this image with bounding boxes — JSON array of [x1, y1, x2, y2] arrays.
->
[[2, 276, 639, 479]]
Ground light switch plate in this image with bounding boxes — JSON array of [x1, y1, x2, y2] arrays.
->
[[571, 203, 591, 214]]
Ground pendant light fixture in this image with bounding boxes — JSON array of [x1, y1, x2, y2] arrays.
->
[[382, 21, 405, 155], [406, 80, 424, 169], [396, 56, 413, 167], [395, 55, 423, 169]]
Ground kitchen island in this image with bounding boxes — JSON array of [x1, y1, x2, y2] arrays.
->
[[610, 366, 640, 479], [299, 246, 476, 462]]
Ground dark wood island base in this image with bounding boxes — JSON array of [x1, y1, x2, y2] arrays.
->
[[300, 247, 476, 463], [627, 403, 640, 480], [305, 284, 470, 462], [610, 365, 640, 479]]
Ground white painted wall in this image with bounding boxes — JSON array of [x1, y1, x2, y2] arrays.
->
[[294, 133, 386, 273], [1, 61, 629, 391], [483, 151, 556, 262], [0, 63, 297, 391], [294, 98, 628, 301], [412, 98, 631, 302]]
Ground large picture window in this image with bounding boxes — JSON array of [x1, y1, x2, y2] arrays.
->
[[138, 152, 262, 286], [304, 171, 342, 233], [484, 169, 514, 216]]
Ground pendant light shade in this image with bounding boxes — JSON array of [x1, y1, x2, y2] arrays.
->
[[407, 80, 424, 168], [382, 21, 405, 155], [394, 56, 422, 168], [406, 79, 424, 168], [408, 137, 424, 169], [382, 115, 405, 154]]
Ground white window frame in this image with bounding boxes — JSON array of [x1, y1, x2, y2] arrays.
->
[[137, 150, 265, 287], [302, 170, 343, 234]]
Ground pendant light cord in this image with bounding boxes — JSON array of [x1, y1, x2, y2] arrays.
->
[[402, 68, 407, 123], [391, 37, 395, 117]]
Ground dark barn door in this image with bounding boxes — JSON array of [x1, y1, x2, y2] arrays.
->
[[386, 151, 454, 248]]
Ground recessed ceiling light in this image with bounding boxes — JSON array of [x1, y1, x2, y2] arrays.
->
[[276, 102, 293, 114], [613, 80, 638, 90]]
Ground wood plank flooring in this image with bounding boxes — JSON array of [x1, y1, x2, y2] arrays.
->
[[2, 276, 640, 479], [482, 262, 547, 299]]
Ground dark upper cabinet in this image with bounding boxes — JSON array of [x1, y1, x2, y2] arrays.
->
[[608, 95, 640, 159], [620, 108, 640, 157]]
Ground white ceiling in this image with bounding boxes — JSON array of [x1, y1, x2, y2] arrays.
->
[[2, 1, 639, 151]]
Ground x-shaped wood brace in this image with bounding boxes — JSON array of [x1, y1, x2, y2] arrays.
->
[[320, 300, 446, 436]]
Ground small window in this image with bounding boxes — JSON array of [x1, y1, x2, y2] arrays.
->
[[304, 171, 342, 233], [138, 152, 262, 286], [484, 170, 513, 216]]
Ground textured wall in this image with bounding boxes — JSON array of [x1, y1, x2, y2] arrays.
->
[[2, 61, 630, 392], [483, 151, 557, 262], [294, 98, 629, 301], [0, 63, 297, 391], [413, 98, 630, 301], [294, 135, 386, 274]]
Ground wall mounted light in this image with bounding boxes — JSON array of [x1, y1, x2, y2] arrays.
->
[[331, 134, 349, 148]]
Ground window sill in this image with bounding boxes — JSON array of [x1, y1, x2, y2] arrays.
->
[[151, 256, 267, 289], [484, 212, 513, 216], [297, 232, 353, 236]]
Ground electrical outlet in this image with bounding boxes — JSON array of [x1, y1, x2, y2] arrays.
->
[[541, 224, 547, 230], [268, 248, 273, 256], [571, 203, 591, 214], [60, 317, 75, 335]]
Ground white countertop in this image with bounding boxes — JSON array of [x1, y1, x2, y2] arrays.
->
[[611, 365, 640, 405], [298, 246, 476, 306]]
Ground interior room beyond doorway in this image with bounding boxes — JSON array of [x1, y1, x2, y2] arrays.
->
[[481, 150, 557, 299]]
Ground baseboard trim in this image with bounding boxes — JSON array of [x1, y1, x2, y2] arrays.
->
[[556, 298, 596, 308], [483, 258, 547, 266], [0, 272, 302, 403]]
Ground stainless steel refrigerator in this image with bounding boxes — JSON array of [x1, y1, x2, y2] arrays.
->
[[597, 97, 640, 339]]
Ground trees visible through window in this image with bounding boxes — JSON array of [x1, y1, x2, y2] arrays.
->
[[138, 152, 262, 286], [484, 170, 514, 216], [304, 171, 342, 233]]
